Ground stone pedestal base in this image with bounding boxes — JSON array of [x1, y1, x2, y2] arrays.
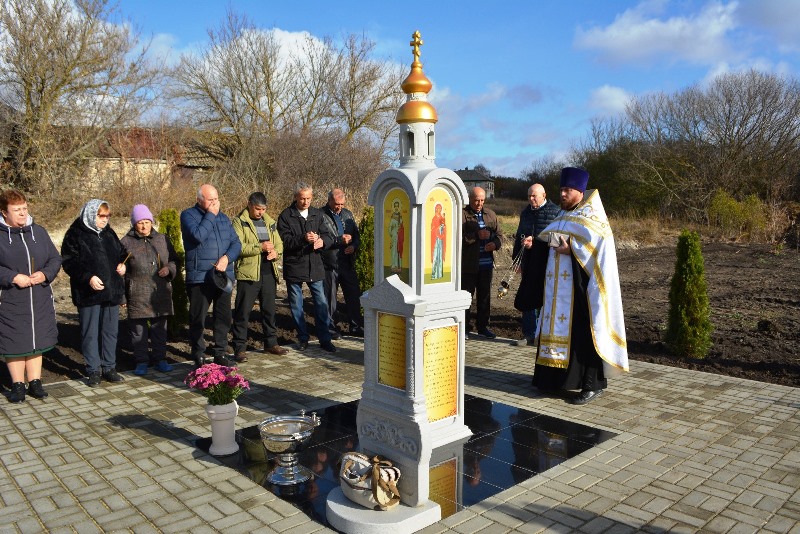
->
[[326, 487, 441, 534]]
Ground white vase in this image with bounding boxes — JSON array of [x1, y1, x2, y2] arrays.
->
[[205, 400, 240, 456]]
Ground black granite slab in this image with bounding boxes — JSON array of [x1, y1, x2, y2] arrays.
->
[[196, 396, 615, 526]]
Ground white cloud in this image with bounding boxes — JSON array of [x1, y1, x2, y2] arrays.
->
[[147, 33, 185, 67], [588, 85, 631, 115], [737, 0, 800, 53], [574, 1, 739, 66], [701, 56, 795, 87]]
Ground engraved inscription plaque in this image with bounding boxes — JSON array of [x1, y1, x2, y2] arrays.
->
[[428, 458, 457, 517], [423, 324, 458, 422], [377, 312, 407, 390]]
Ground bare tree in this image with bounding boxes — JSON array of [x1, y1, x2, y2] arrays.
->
[[473, 163, 492, 178], [0, 0, 159, 195], [169, 10, 292, 146], [329, 33, 404, 143], [169, 17, 403, 198], [580, 70, 800, 219], [286, 35, 337, 134]]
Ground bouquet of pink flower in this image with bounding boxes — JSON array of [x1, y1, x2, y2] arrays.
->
[[185, 363, 250, 405]]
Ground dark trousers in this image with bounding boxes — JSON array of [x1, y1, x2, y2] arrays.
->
[[78, 304, 119, 374], [129, 316, 168, 364], [231, 269, 279, 352], [187, 283, 232, 362], [324, 266, 362, 331], [461, 268, 493, 331]]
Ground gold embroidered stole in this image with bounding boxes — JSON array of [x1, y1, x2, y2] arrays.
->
[[537, 250, 575, 369], [536, 190, 629, 372]]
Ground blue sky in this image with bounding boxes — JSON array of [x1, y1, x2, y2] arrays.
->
[[118, 0, 800, 178]]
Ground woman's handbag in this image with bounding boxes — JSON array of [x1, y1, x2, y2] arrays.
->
[[339, 452, 401, 510]]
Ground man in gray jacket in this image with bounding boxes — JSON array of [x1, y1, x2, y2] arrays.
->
[[321, 189, 363, 337]]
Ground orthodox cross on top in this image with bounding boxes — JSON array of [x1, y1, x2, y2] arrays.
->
[[410, 31, 423, 62]]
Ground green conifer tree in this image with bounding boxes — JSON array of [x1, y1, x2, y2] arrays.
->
[[666, 230, 713, 358], [354, 206, 375, 294], [156, 209, 189, 336]]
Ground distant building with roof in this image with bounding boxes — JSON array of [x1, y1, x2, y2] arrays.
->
[[455, 167, 495, 198]]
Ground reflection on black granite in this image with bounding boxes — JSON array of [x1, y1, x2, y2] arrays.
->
[[198, 396, 615, 526]]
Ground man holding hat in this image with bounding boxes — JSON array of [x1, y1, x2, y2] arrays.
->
[[181, 184, 241, 368], [527, 167, 629, 404], [230, 192, 287, 360]]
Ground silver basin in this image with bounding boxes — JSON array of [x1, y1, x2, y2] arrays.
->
[[258, 411, 320, 486], [259, 417, 318, 453]]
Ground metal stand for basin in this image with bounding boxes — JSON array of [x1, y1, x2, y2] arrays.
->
[[269, 451, 313, 485], [259, 410, 321, 486]]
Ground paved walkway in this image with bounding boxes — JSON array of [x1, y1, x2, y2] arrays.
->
[[0, 336, 798, 533]]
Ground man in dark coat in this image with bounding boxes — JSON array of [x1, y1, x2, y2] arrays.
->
[[512, 183, 560, 346], [461, 186, 502, 338], [320, 188, 363, 337], [277, 183, 336, 352], [181, 184, 241, 368]]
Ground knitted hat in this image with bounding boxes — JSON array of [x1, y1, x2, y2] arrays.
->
[[131, 204, 154, 226], [560, 167, 589, 193]]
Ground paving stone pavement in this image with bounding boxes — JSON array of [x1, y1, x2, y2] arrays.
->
[[0, 336, 798, 533]]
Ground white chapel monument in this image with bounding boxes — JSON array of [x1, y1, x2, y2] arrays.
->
[[326, 30, 473, 534]]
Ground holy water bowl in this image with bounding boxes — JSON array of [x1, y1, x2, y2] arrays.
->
[[259, 410, 321, 485]]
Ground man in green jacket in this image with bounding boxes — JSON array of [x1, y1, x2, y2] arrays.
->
[[231, 192, 288, 360]]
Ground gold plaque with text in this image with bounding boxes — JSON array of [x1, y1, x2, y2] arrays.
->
[[428, 458, 457, 517], [423, 324, 459, 422], [377, 312, 407, 389]]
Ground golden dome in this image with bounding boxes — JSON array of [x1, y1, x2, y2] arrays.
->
[[396, 100, 438, 123], [401, 61, 432, 94], [396, 30, 437, 124]]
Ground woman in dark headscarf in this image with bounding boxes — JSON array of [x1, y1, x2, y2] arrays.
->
[[61, 199, 126, 387], [0, 190, 61, 403]]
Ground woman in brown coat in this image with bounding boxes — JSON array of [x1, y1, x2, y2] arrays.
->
[[121, 205, 178, 376]]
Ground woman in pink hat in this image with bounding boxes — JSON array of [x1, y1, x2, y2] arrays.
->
[[121, 205, 178, 376]]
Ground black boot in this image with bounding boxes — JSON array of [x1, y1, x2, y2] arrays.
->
[[28, 379, 48, 399], [8, 382, 26, 403]]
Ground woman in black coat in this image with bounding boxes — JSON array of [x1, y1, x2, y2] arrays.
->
[[0, 190, 62, 403], [61, 199, 127, 387]]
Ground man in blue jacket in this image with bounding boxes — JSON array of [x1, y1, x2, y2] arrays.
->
[[181, 184, 241, 368]]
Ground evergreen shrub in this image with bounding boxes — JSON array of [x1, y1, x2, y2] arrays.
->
[[157, 208, 189, 336], [665, 230, 713, 358], [354, 206, 374, 294]]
